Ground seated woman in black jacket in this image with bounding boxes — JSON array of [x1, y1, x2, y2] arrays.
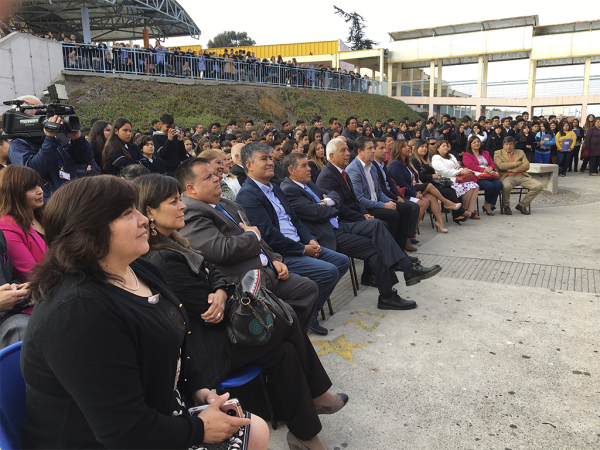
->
[[102, 118, 149, 175], [134, 174, 348, 450], [450, 123, 467, 161], [21, 176, 268, 450], [411, 140, 471, 223], [136, 134, 167, 174]]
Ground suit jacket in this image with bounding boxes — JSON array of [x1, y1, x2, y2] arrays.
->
[[373, 161, 401, 199], [280, 178, 341, 250], [0, 215, 46, 282], [230, 164, 247, 186], [270, 162, 285, 186], [493, 149, 531, 181], [236, 178, 315, 256], [462, 151, 497, 172], [316, 162, 367, 223], [179, 197, 281, 283], [344, 157, 392, 210]]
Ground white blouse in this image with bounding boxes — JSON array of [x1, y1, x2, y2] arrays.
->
[[223, 174, 241, 195], [431, 154, 462, 181]]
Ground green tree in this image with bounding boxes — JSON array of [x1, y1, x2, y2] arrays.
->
[[207, 31, 256, 48], [333, 6, 378, 50]]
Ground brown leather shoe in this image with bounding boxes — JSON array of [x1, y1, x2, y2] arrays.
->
[[515, 204, 530, 215], [503, 206, 512, 215], [405, 239, 417, 252]]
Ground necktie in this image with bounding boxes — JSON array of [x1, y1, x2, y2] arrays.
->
[[214, 204, 274, 269], [304, 185, 338, 229], [341, 170, 348, 184]]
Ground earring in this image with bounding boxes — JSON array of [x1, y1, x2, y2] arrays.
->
[[149, 219, 157, 236]]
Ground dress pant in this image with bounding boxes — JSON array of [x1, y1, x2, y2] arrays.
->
[[368, 201, 418, 250], [501, 175, 543, 207], [283, 247, 350, 314], [262, 267, 319, 332], [230, 307, 332, 441], [334, 222, 404, 296]]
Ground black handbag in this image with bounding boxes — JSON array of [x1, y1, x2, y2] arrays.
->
[[226, 269, 293, 346], [431, 177, 452, 188]]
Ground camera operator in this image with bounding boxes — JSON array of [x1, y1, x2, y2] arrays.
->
[[8, 96, 93, 200], [151, 113, 187, 176]]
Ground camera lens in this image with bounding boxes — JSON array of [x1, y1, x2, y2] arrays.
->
[[226, 409, 236, 417]]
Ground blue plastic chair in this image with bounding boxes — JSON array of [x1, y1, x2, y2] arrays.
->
[[216, 365, 277, 430], [0, 341, 25, 450]]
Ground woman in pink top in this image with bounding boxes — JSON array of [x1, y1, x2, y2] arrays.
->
[[462, 136, 503, 216], [0, 165, 46, 282]]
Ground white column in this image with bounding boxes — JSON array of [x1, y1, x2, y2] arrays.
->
[[437, 59, 442, 97], [429, 60, 435, 98], [482, 55, 489, 98], [527, 59, 536, 99], [477, 55, 484, 98], [379, 48, 384, 82], [583, 56, 591, 96], [387, 62, 393, 97]]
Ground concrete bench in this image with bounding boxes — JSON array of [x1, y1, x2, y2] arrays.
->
[[527, 163, 558, 194]]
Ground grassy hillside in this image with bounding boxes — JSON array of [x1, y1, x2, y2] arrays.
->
[[65, 77, 423, 132]]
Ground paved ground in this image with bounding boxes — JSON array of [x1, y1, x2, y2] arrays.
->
[[265, 173, 600, 450]]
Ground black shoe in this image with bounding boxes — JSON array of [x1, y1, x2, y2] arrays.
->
[[360, 274, 378, 287], [410, 238, 419, 244], [404, 264, 442, 286], [310, 317, 328, 335], [377, 290, 417, 310]]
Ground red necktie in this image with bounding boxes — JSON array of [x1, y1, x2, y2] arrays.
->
[[342, 170, 348, 183]]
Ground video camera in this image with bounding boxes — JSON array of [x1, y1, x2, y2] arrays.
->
[[1, 84, 80, 144]]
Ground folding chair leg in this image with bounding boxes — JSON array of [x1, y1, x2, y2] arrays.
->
[[429, 212, 434, 229], [349, 258, 358, 296], [327, 297, 334, 316], [320, 307, 325, 321], [259, 373, 278, 430]]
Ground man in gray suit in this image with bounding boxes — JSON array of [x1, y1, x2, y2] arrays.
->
[[345, 136, 419, 252], [175, 157, 319, 331]]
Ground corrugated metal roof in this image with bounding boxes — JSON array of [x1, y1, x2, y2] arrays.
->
[[388, 16, 538, 41], [9, 0, 200, 41], [533, 20, 600, 36]]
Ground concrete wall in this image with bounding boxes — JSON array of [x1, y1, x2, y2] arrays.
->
[[0, 32, 64, 115], [531, 30, 600, 60]]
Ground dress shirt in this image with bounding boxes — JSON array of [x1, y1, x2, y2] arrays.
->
[[358, 158, 377, 201], [250, 178, 300, 242]]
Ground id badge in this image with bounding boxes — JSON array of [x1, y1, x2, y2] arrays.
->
[[59, 170, 71, 180]]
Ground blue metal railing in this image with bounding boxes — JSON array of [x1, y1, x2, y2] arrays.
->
[[61, 43, 383, 95]]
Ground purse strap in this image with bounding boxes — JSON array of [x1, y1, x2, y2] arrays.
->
[[252, 288, 294, 326]]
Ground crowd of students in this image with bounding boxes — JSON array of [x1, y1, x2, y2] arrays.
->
[[1, 96, 599, 449]]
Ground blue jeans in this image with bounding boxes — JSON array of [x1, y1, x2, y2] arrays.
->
[[535, 150, 551, 164], [284, 247, 350, 314], [477, 179, 504, 206], [556, 150, 573, 175]]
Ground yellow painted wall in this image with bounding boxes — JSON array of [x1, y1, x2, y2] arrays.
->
[[168, 40, 340, 59]]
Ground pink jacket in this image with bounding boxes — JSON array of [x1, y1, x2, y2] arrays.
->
[[462, 151, 496, 173], [0, 215, 46, 282]]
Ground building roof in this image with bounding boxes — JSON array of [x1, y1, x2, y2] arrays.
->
[[388, 16, 538, 41], [9, 0, 200, 41], [533, 20, 600, 36]]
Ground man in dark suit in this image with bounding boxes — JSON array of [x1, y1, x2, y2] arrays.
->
[[282, 154, 440, 311], [320, 137, 419, 253], [236, 143, 350, 335], [230, 143, 247, 185], [175, 157, 319, 331]]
